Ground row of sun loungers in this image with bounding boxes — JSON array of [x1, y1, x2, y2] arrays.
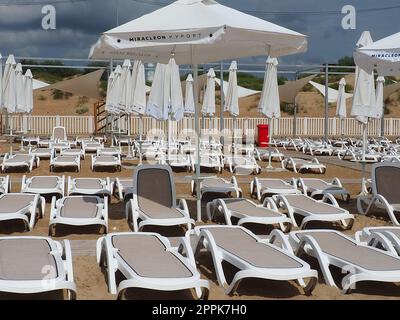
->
[[9, 224, 400, 299]]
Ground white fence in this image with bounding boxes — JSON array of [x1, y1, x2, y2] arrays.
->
[[2, 115, 399, 138]]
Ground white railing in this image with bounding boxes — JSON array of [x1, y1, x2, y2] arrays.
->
[[2, 115, 399, 138]]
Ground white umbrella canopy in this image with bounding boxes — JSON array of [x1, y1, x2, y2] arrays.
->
[[184, 74, 195, 115], [2, 54, 16, 113], [118, 59, 132, 113], [202, 68, 216, 116], [105, 71, 116, 114], [110, 65, 123, 114], [15, 63, 26, 113], [336, 78, 347, 119], [146, 58, 184, 121], [224, 61, 239, 117], [24, 69, 34, 113], [89, 0, 308, 64], [131, 60, 147, 115], [351, 31, 377, 124], [354, 32, 400, 76], [258, 57, 280, 118]]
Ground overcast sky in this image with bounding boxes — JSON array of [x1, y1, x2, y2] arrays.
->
[[0, 0, 399, 65]]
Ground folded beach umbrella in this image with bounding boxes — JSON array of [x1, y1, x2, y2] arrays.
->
[[336, 78, 347, 119], [202, 68, 216, 116], [15, 63, 25, 113], [2, 54, 16, 113], [105, 71, 116, 114], [224, 61, 239, 117], [24, 69, 33, 113], [184, 74, 195, 115], [354, 32, 400, 76], [375, 76, 385, 118], [118, 59, 132, 113], [109, 65, 123, 114], [0, 54, 2, 108], [351, 31, 376, 125], [258, 57, 280, 119], [131, 60, 147, 115], [147, 58, 184, 121]]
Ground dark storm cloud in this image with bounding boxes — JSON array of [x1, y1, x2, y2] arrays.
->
[[0, 0, 399, 63]]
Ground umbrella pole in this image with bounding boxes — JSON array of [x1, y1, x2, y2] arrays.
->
[[267, 117, 273, 169], [126, 114, 133, 159], [360, 122, 368, 196], [193, 63, 202, 222]]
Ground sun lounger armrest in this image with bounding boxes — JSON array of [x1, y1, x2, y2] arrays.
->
[[321, 194, 339, 207], [176, 236, 197, 269], [365, 233, 398, 255], [265, 229, 293, 254], [178, 199, 190, 216], [63, 240, 74, 282], [332, 177, 342, 187], [262, 197, 278, 211]]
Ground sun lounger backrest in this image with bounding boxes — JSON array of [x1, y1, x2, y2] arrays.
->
[[372, 163, 400, 203], [52, 126, 66, 141], [135, 166, 174, 209]]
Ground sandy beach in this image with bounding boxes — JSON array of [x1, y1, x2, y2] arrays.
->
[[0, 142, 399, 300]]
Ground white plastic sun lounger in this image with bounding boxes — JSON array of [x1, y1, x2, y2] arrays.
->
[[289, 229, 400, 293], [191, 176, 242, 199], [126, 165, 194, 232], [91, 155, 122, 172], [272, 194, 354, 230], [190, 225, 317, 295], [159, 154, 192, 172], [257, 148, 285, 162], [30, 147, 54, 160], [358, 163, 400, 225], [49, 196, 108, 236], [50, 141, 71, 153], [60, 148, 85, 160], [50, 154, 80, 172], [282, 157, 326, 174], [114, 178, 134, 201], [21, 175, 65, 198], [0, 176, 10, 195], [97, 147, 122, 157], [192, 154, 223, 173], [0, 193, 45, 231], [355, 227, 400, 256], [297, 178, 350, 202], [0, 236, 76, 299], [224, 155, 261, 175], [67, 177, 112, 197], [251, 177, 300, 202], [206, 198, 292, 232], [96, 232, 209, 299], [2, 154, 37, 173], [82, 141, 104, 154]]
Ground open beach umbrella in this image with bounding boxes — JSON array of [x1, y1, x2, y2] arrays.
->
[[202, 68, 216, 116], [258, 57, 280, 168], [351, 31, 378, 162], [89, 0, 308, 222], [184, 74, 195, 115], [354, 32, 400, 76], [15, 63, 25, 113]]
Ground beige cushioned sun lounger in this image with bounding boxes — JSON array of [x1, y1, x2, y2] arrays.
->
[[96, 232, 209, 299], [290, 229, 400, 293], [0, 236, 76, 298], [191, 225, 317, 295]]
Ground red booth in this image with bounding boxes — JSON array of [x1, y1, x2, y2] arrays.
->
[[257, 124, 269, 147]]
